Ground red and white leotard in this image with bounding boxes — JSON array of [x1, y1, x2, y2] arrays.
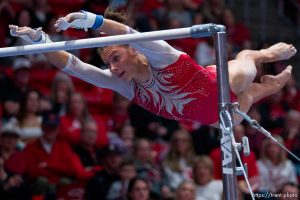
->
[[62, 27, 237, 125]]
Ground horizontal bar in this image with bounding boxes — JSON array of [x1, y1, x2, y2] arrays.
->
[[0, 23, 225, 57]]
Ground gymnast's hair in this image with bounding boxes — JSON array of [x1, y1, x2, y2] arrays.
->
[[97, 7, 129, 56], [104, 7, 127, 24]]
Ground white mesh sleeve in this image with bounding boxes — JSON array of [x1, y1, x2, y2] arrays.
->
[[126, 27, 183, 69], [62, 54, 134, 100]]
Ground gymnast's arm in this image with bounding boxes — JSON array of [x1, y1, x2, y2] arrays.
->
[[55, 11, 183, 68], [8, 25, 133, 99], [9, 25, 69, 69]]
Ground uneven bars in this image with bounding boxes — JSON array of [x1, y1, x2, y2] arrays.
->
[[0, 24, 225, 57], [1, 22, 241, 199]]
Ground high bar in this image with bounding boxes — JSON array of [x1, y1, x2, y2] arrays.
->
[[0, 24, 225, 57]]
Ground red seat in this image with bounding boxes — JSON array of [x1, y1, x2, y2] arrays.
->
[[84, 87, 114, 115], [92, 114, 109, 147], [29, 68, 57, 96], [3, 67, 13, 77], [49, 0, 85, 16]]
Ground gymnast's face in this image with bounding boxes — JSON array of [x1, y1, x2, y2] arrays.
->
[[100, 45, 139, 81]]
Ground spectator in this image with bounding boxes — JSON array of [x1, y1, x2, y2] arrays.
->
[[31, 0, 52, 29], [126, 0, 159, 32], [282, 74, 300, 110], [174, 180, 196, 200], [282, 110, 300, 150], [59, 92, 107, 147], [277, 182, 299, 200], [1, 57, 32, 123], [85, 143, 123, 200], [193, 156, 223, 200], [192, 6, 212, 66], [191, 125, 219, 155], [0, 123, 26, 174], [133, 138, 164, 198], [282, 111, 300, 179], [73, 118, 102, 172], [259, 91, 288, 135], [107, 159, 137, 200], [0, 0, 15, 48], [110, 93, 131, 133], [195, 38, 216, 66], [119, 124, 135, 157], [221, 8, 251, 52], [182, 0, 204, 11], [148, 122, 170, 163], [201, 0, 226, 23], [162, 128, 195, 191], [127, 177, 151, 200], [165, 0, 193, 28], [244, 106, 266, 158], [129, 101, 179, 140], [24, 112, 92, 197], [9, 89, 43, 144], [0, 123, 29, 199], [257, 136, 298, 193], [50, 72, 74, 117], [166, 17, 197, 58]]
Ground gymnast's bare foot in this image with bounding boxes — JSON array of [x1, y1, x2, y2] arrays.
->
[[260, 65, 292, 93], [260, 43, 297, 63]]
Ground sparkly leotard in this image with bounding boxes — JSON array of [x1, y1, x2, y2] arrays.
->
[[62, 27, 237, 125]]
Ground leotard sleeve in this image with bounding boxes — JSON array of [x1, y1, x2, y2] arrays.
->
[[126, 27, 184, 69], [61, 54, 134, 100]]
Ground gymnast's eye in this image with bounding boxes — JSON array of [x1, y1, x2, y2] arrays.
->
[[112, 55, 120, 63]]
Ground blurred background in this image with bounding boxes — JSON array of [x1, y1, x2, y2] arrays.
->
[[0, 0, 300, 200]]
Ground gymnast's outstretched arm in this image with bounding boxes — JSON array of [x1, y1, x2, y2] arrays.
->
[[55, 10, 182, 68], [9, 25, 69, 69], [8, 25, 134, 99]]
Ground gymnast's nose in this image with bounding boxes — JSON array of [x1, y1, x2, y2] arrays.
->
[[110, 63, 119, 73]]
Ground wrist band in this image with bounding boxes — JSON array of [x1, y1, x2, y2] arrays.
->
[[91, 15, 104, 30]]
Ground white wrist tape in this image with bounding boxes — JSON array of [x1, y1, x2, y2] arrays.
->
[[10, 28, 52, 44], [57, 11, 103, 32], [32, 31, 52, 44]]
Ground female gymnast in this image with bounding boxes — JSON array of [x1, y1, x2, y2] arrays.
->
[[9, 9, 297, 127]]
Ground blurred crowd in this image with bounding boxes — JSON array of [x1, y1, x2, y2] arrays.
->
[[0, 0, 299, 200]]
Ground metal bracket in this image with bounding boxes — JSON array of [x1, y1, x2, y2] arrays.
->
[[191, 24, 226, 38], [236, 164, 248, 177]]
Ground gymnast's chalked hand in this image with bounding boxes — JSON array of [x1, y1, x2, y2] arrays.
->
[[54, 11, 103, 32], [9, 25, 42, 43], [54, 11, 97, 32], [54, 12, 85, 32]]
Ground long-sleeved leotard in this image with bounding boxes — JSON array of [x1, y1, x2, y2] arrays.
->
[[62, 26, 237, 125]]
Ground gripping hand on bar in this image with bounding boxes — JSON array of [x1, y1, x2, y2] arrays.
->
[[7, 7, 297, 128], [54, 11, 104, 32], [9, 25, 42, 43]]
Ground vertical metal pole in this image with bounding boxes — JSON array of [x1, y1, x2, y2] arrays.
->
[[214, 31, 238, 200]]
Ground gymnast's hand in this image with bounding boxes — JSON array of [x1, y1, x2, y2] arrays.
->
[[9, 25, 42, 42], [9, 25, 51, 44], [54, 11, 104, 32]]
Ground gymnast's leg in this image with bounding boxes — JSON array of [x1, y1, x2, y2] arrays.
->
[[228, 42, 296, 95], [233, 66, 292, 124], [227, 42, 296, 124]]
